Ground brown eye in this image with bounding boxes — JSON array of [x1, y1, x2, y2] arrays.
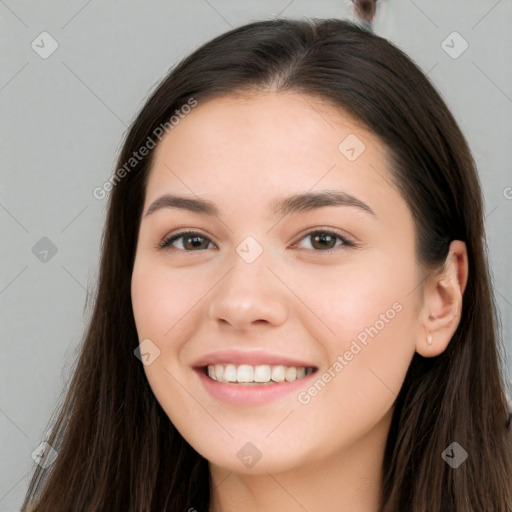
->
[[295, 230, 356, 252], [310, 232, 338, 250], [159, 232, 215, 251]]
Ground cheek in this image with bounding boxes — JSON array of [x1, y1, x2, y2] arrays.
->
[[131, 261, 198, 339], [131, 268, 167, 338], [292, 254, 418, 391], [131, 262, 200, 421], [294, 256, 415, 334]]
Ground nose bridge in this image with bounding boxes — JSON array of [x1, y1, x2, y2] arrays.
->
[[208, 235, 288, 328]]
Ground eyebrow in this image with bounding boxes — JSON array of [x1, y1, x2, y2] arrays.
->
[[143, 189, 377, 219]]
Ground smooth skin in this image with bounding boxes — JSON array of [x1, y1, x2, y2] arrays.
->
[[131, 91, 468, 512]]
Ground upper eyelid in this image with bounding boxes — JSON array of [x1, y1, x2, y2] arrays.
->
[[291, 227, 354, 243]]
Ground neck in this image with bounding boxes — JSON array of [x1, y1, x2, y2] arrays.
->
[[209, 408, 391, 512]]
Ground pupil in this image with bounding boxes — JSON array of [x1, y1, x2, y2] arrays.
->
[[313, 232, 334, 249], [188, 236, 205, 249]]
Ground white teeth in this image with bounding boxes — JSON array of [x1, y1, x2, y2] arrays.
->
[[237, 364, 253, 383], [214, 364, 223, 381], [205, 363, 314, 384], [224, 364, 237, 382], [285, 366, 297, 382], [271, 365, 285, 383], [254, 365, 271, 383]]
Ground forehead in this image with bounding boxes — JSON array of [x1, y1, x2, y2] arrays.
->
[[144, 91, 403, 224], [152, 91, 377, 156]]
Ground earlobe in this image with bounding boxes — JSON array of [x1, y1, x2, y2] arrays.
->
[[416, 240, 468, 357]]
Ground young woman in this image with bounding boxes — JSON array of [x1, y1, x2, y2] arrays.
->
[[22, 17, 512, 512]]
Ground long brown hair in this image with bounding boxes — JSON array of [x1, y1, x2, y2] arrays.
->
[[22, 18, 512, 511]]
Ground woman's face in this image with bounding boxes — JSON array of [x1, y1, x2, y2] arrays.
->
[[131, 92, 423, 474]]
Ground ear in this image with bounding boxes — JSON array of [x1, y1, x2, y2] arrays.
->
[[416, 240, 468, 357]]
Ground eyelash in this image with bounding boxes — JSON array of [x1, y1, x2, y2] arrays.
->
[[158, 228, 357, 254]]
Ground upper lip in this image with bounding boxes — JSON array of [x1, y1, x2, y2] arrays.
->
[[192, 349, 317, 369]]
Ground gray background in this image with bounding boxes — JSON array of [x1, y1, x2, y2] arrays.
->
[[1, 1, 511, 509]]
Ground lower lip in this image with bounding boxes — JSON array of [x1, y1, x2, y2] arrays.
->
[[195, 368, 318, 405]]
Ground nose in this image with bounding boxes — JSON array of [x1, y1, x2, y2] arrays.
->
[[207, 248, 289, 330]]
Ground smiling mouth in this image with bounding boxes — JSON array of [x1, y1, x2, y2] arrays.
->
[[203, 363, 317, 385]]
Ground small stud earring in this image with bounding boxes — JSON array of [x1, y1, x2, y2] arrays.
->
[[427, 334, 433, 345]]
